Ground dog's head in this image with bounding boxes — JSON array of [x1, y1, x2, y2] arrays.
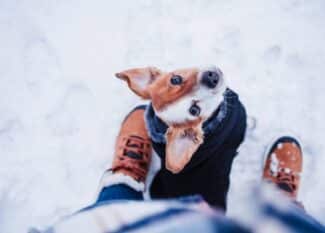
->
[[116, 66, 227, 173]]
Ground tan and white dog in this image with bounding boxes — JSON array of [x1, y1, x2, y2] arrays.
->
[[116, 66, 227, 174]]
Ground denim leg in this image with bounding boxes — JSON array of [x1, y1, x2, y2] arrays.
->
[[261, 201, 325, 233], [77, 184, 143, 214], [96, 184, 143, 203]]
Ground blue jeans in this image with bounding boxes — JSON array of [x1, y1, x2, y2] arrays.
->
[[96, 184, 143, 202], [77, 184, 143, 213], [89, 184, 325, 233]]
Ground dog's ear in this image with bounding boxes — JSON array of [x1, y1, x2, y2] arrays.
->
[[165, 124, 204, 174], [115, 67, 162, 99]]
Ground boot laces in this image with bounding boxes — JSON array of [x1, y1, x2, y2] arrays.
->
[[113, 135, 151, 180], [275, 168, 298, 193]]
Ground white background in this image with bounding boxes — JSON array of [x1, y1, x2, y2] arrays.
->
[[0, 0, 324, 232]]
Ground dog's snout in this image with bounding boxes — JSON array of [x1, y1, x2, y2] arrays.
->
[[201, 70, 219, 89]]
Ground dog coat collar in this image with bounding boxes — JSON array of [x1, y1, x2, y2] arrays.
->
[[145, 89, 233, 144]]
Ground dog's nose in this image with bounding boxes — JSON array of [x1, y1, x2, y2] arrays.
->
[[201, 70, 219, 88]]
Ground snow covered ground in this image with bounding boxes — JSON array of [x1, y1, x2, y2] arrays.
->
[[0, 0, 325, 232]]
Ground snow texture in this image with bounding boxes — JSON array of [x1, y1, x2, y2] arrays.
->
[[0, 0, 325, 232]]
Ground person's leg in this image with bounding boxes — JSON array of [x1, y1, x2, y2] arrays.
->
[[96, 184, 143, 202], [95, 105, 152, 204]]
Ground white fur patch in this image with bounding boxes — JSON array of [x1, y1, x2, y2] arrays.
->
[[270, 153, 279, 176], [156, 67, 227, 124], [98, 171, 145, 192]]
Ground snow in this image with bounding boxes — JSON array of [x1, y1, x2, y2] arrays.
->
[[0, 0, 325, 232]]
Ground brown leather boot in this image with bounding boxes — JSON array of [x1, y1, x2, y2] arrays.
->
[[110, 107, 152, 183], [99, 106, 152, 192], [262, 136, 303, 201]]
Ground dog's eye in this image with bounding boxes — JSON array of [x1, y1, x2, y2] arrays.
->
[[189, 104, 201, 117], [170, 75, 183, 85]]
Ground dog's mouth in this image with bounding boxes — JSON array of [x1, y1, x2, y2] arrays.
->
[[165, 124, 204, 174]]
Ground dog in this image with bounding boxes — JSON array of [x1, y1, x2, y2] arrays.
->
[[116, 66, 246, 210]]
